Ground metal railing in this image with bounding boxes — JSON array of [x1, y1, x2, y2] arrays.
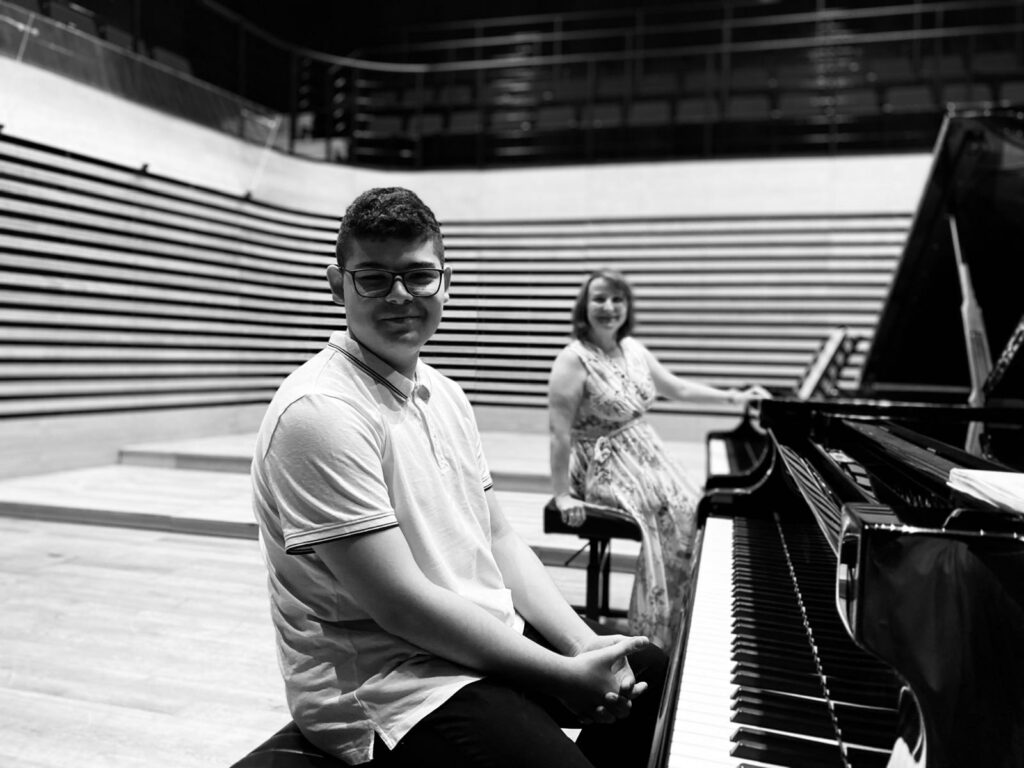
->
[[0, 0, 284, 152], [4, 0, 1023, 168]]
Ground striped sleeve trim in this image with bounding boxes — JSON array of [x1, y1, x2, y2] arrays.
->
[[284, 513, 399, 555]]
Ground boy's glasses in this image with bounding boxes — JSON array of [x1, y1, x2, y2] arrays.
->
[[344, 268, 444, 298]]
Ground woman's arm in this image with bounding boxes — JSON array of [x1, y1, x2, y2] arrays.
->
[[639, 342, 771, 405], [548, 347, 588, 526]]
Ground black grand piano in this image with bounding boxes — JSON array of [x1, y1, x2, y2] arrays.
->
[[649, 106, 1024, 768]]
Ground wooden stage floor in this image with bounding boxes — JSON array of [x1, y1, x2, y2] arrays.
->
[[0, 430, 706, 767]]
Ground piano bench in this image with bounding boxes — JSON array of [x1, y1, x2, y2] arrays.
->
[[230, 722, 343, 767], [542, 497, 640, 621]]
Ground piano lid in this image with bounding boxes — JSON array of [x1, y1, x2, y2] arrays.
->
[[859, 106, 1024, 404]]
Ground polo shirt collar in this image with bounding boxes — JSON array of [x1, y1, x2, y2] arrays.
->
[[328, 330, 420, 402]]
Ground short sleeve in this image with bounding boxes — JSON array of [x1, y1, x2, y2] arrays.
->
[[264, 393, 398, 554], [435, 371, 493, 491]]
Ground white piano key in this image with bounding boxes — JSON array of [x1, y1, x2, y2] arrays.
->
[[667, 515, 737, 767], [707, 438, 731, 478], [662, 515, 874, 768]]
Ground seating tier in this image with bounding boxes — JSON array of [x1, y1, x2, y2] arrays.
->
[[1, 132, 910, 427]]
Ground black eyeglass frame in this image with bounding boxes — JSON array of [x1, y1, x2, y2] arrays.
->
[[343, 268, 445, 298]]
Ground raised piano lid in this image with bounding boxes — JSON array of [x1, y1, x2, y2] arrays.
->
[[859, 106, 1024, 405]]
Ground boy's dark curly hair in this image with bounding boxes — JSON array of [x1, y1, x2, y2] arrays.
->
[[335, 187, 444, 267]]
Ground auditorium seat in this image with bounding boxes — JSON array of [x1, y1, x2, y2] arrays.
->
[[776, 90, 826, 119], [942, 81, 994, 106], [836, 87, 881, 116], [918, 51, 968, 81], [972, 49, 1020, 75], [537, 104, 578, 129], [774, 63, 816, 91], [682, 66, 719, 95], [628, 99, 671, 126], [999, 80, 1024, 104], [151, 45, 192, 74], [406, 112, 445, 135], [675, 96, 719, 122], [357, 113, 403, 136], [729, 66, 772, 92], [866, 54, 918, 85], [438, 82, 473, 106], [400, 85, 435, 107], [581, 102, 623, 128], [725, 93, 771, 121], [637, 70, 679, 97], [448, 109, 483, 133], [596, 75, 630, 100], [102, 24, 136, 50], [883, 84, 937, 113], [48, 0, 98, 35], [6, 0, 41, 12]]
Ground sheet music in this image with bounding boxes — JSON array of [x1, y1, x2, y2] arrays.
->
[[947, 468, 1024, 514]]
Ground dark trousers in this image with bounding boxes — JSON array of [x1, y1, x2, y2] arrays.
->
[[369, 620, 668, 768]]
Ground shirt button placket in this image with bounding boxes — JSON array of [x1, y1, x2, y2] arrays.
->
[[416, 390, 450, 473]]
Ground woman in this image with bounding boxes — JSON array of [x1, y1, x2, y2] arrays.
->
[[548, 269, 769, 648]]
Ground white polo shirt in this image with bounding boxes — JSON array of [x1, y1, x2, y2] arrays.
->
[[251, 331, 521, 764]]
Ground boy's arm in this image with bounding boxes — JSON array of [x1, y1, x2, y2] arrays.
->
[[487, 487, 595, 655], [486, 489, 647, 710], [313, 526, 645, 721]]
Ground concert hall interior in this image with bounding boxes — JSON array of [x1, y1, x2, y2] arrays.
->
[[1, 1, 1022, 766]]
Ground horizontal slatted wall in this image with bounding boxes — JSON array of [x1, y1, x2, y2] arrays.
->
[[435, 216, 910, 414], [1, 133, 911, 421], [0, 134, 338, 418]]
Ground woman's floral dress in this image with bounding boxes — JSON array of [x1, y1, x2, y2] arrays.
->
[[566, 337, 699, 649]]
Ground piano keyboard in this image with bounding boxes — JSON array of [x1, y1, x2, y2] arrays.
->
[[666, 515, 739, 766], [665, 514, 901, 768]]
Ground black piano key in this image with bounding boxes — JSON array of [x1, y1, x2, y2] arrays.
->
[[731, 726, 847, 768], [733, 669, 825, 697], [733, 648, 818, 675], [832, 703, 900, 750], [734, 689, 899, 751], [732, 612, 810, 636], [821, 677, 900, 709], [723, 513, 905, 767], [844, 744, 895, 768], [733, 635, 898, 706], [732, 695, 836, 740]]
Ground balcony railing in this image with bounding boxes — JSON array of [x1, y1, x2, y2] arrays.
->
[[4, 0, 1023, 168]]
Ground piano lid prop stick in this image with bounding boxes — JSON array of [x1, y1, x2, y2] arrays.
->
[[949, 214, 992, 456]]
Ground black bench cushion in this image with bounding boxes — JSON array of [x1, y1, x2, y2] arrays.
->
[[230, 722, 344, 767], [542, 497, 641, 541]]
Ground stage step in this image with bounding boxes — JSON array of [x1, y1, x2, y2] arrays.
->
[[0, 428, 711, 591], [117, 430, 554, 492], [116, 430, 705, 496], [0, 463, 639, 573]]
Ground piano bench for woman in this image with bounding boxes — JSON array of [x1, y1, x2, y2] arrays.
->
[[230, 722, 342, 768], [542, 497, 640, 621]]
